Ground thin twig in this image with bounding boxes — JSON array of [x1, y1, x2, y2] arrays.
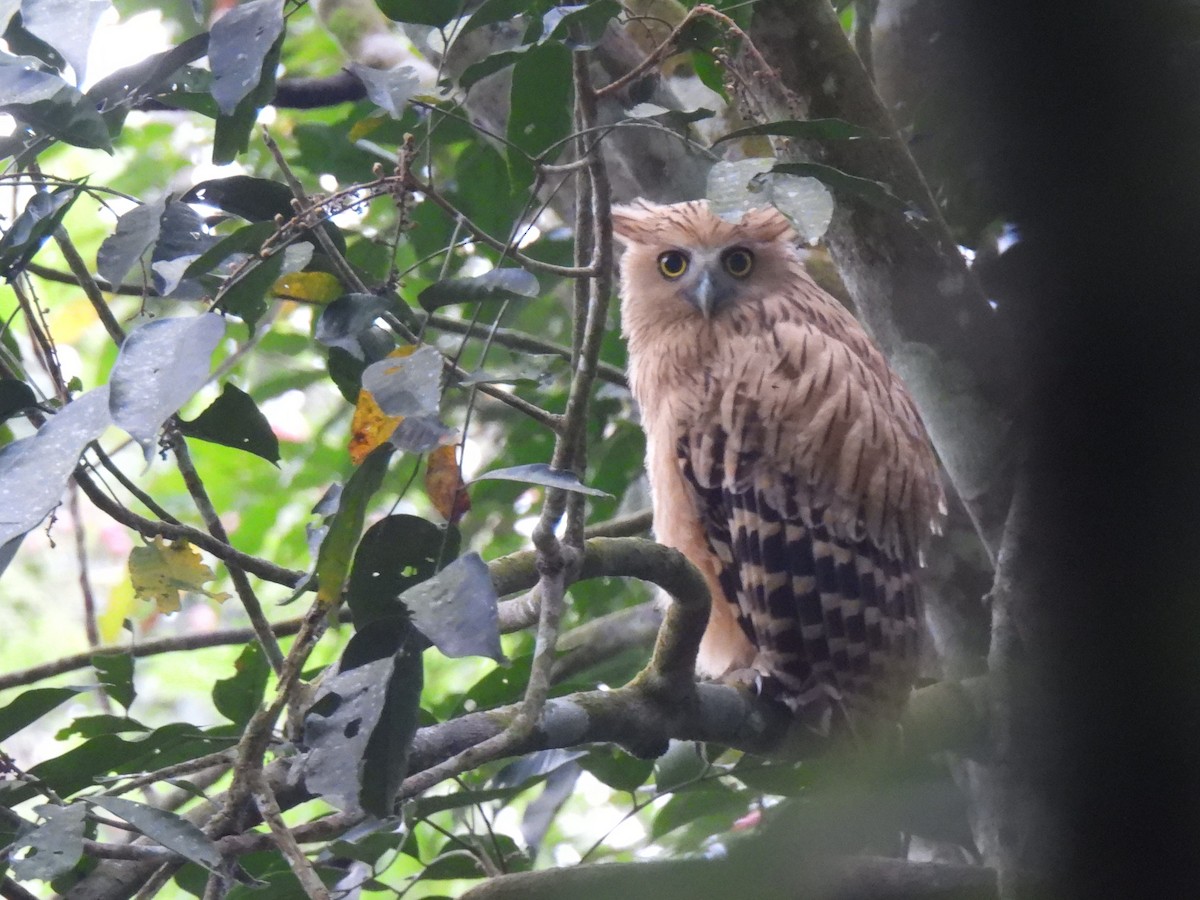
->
[[250, 771, 331, 900], [52, 226, 128, 345], [169, 430, 285, 673], [73, 467, 306, 588]]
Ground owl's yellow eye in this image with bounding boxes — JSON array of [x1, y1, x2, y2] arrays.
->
[[657, 250, 689, 279], [722, 247, 755, 278]]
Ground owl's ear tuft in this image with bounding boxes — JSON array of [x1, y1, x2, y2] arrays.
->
[[611, 199, 663, 245], [739, 206, 799, 243]]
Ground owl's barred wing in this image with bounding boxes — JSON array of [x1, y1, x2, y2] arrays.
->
[[676, 318, 936, 727], [681, 444, 921, 726]]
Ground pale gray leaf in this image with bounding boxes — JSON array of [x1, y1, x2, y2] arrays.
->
[[389, 414, 456, 453], [88, 796, 220, 869], [22, 0, 109, 84], [0, 385, 112, 547], [208, 0, 284, 115], [302, 656, 396, 811], [0, 1, 19, 34], [97, 198, 166, 288], [11, 802, 86, 881], [361, 345, 442, 418], [471, 463, 611, 497], [349, 63, 419, 118], [402, 553, 504, 661], [0, 53, 71, 105], [417, 268, 539, 312], [109, 314, 225, 457]]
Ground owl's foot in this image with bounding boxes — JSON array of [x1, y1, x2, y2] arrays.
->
[[717, 666, 767, 695]]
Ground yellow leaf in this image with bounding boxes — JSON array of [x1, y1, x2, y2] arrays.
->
[[425, 444, 470, 524], [272, 270, 343, 304], [349, 113, 386, 142], [129, 538, 225, 613], [99, 576, 136, 644], [348, 346, 416, 464]]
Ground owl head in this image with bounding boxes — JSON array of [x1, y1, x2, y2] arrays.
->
[[611, 199, 799, 321]]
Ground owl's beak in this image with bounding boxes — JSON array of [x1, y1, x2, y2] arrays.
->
[[686, 271, 732, 319]]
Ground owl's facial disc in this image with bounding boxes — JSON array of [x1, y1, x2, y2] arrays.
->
[[682, 265, 736, 319]]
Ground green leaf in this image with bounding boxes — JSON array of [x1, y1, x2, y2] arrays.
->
[[712, 118, 878, 146], [542, 1, 622, 49], [654, 740, 709, 793], [346, 514, 459, 628], [471, 463, 611, 497], [89, 796, 221, 869], [178, 384, 281, 465], [182, 220, 276, 281], [0, 185, 80, 279], [92, 651, 136, 711], [0, 687, 82, 742], [212, 642, 270, 728], [768, 162, 913, 215], [650, 783, 747, 841], [417, 268, 540, 313], [377, 0, 461, 27], [215, 250, 284, 331], [0, 378, 37, 421], [314, 445, 393, 606], [182, 176, 295, 223], [579, 746, 655, 794], [462, 0, 539, 36], [55, 715, 149, 740], [506, 41, 572, 189]]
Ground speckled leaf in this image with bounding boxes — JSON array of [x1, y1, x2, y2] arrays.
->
[[90, 796, 221, 869], [10, 802, 85, 881], [711, 118, 875, 145], [0, 385, 111, 547], [361, 345, 442, 418], [109, 314, 225, 457], [350, 63, 419, 118], [401, 552, 504, 661], [22, 0, 108, 84], [208, 0, 284, 114]]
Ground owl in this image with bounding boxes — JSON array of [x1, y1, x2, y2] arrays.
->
[[613, 199, 944, 732]]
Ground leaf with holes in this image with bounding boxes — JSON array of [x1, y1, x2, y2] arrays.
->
[[302, 623, 423, 816], [93, 651, 135, 711], [346, 514, 459, 628], [10, 803, 86, 882]]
